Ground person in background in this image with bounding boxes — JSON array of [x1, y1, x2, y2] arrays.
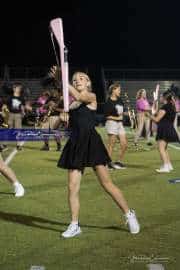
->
[[7, 83, 25, 150], [146, 92, 179, 173], [104, 82, 128, 169], [0, 97, 9, 151], [174, 95, 180, 138], [40, 90, 63, 151], [36, 91, 50, 124], [134, 89, 152, 146]]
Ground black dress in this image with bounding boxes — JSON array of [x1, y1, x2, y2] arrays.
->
[[156, 103, 179, 142], [58, 103, 111, 172]]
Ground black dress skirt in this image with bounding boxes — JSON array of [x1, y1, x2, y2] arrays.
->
[[57, 104, 111, 172], [156, 103, 180, 143]]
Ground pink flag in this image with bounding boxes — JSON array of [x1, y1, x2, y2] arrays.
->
[[50, 18, 69, 112]]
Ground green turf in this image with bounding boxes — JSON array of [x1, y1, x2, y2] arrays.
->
[[0, 128, 180, 270]]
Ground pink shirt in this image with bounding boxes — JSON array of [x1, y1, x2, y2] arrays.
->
[[175, 99, 180, 112], [136, 98, 150, 112], [37, 96, 48, 114]]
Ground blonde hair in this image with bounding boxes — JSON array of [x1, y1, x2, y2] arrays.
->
[[136, 89, 146, 99], [72, 72, 92, 91]]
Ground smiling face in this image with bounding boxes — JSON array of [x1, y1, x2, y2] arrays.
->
[[72, 72, 91, 92]]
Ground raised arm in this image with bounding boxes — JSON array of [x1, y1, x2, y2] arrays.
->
[[69, 85, 96, 104], [146, 109, 166, 123]]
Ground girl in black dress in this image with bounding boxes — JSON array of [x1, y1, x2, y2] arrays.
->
[[58, 72, 140, 238], [147, 92, 179, 173]]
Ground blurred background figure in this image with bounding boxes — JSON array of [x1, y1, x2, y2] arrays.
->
[[134, 89, 152, 146], [6, 83, 25, 151]]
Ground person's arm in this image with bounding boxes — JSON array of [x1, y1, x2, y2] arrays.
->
[[151, 100, 159, 115], [54, 107, 64, 113], [107, 115, 122, 121], [146, 109, 166, 123], [69, 85, 96, 104], [69, 101, 82, 110]]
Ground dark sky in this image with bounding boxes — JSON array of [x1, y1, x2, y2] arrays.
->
[[0, 1, 180, 68]]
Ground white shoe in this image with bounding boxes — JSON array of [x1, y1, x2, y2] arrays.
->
[[62, 223, 81, 238], [168, 164, 174, 171], [111, 162, 126, 170], [125, 210, 140, 234], [14, 183, 25, 197], [156, 166, 170, 173]]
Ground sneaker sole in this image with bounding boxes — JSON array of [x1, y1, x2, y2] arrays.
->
[[15, 189, 25, 197], [15, 193, 25, 197], [156, 170, 170, 173], [62, 229, 82, 238], [113, 166, 126, 170], [130, 229, 140, 234]]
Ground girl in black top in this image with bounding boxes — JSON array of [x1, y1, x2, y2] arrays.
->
[[57, 72, 140, 238], [147, 92, 179, 173], [104, 82, 128, 169]]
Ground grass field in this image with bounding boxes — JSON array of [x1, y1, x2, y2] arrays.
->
[[0, 128, 180, 270]]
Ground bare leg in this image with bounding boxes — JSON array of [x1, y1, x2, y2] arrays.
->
[[145, 117, 151, 142], [118, 133, 128, 161], [106, 134, 116, 158], [165, 146, 171, 164], [68, 169, 82, 222], [157, 140, 168, 164], [55, 136, 61, 150], [134, 113, 145, 144], [0, 159, 18, 184], [95, 165, 129, 214]]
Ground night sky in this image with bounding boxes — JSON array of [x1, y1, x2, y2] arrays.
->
[[0, 1, 180, 68]]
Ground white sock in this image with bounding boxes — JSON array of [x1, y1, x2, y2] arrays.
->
[[125, 210, 131, 217], [71, 221, 79, 226], [164, 163, 169, 169], [13, 181, 20, 187]]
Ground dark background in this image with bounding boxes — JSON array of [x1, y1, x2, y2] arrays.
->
[[0, 0, 180, 68]]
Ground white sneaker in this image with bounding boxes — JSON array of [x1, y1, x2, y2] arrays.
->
[[168, 164, 174, 171], [156, 166, 170, 173], [111, 162, 126, 170], [125, 210, 140, 234], [14, 183, 25, 197], [62, 223, 81, 238]]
